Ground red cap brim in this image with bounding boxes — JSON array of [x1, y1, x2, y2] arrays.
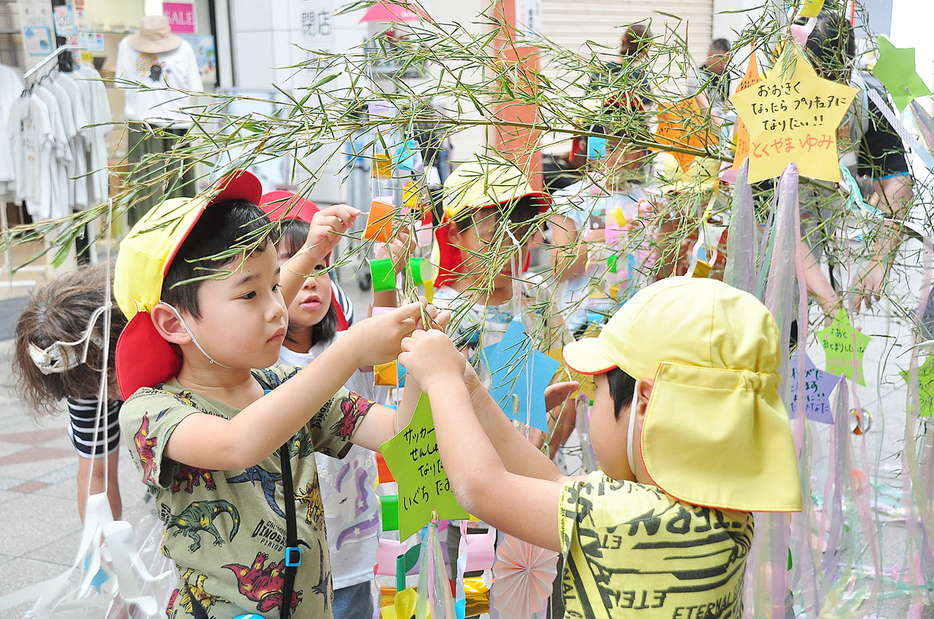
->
[[116, 312, 183, 399], [259, 191, 319, 224]]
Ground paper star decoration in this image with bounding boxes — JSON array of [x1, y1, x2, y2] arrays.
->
[[788, 352, 841, 424], [900, 355, 934, 418], [799, 0, 825, 18], [379, 394, 469, 540], [815, 308, 871, 386], [732, 51, 762, 170], [730, 46, 857, 184], [873, 36, 932, 112], [480, 318, 561, 433]]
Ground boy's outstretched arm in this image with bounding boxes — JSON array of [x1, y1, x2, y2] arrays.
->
[[399, 330, 567, 552], [461, 362, 573, 482], [163, 303, 421, 471]]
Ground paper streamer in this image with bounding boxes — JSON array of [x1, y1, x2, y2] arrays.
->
[[587, 136, 606, 160], [370, 258, 396, 292], [365, 197, 395, 242], [380, 494, 400, 531], [461, 523, 496, 573]]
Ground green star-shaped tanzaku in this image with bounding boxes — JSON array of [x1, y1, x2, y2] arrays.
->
[[873, 36, 931, 112], [815, 308, 871, 386], [379, 394, 469, 540]]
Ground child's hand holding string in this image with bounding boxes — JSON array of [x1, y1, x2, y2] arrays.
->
[[407, 295, 448, 332], [303, 204, 360, 262], [346, 301, 422, 367]]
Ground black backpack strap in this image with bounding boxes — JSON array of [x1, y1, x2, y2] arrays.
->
[[260, 368, 300, 619], [279, 444, 300, 619]]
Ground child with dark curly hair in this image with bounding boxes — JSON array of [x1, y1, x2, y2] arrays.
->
[[13, 264, 127, 521]]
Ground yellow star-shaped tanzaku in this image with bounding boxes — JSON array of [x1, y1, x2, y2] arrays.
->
[[730, 46, 857, 184]]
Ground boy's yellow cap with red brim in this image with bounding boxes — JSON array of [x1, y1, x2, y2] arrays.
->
[[435, 157, 550, 287], [113, 170, 263, 399], [562, 277, 802, 513]]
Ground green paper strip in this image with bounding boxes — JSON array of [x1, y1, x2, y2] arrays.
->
[[607, 254, 619, 274], [395, 542, 422, 592], [380, 494, 399, 531], [406, 257, 425, 285], [370, 258, 396, 292]]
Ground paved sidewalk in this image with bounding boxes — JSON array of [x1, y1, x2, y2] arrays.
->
[[0, 339, 152, 617]]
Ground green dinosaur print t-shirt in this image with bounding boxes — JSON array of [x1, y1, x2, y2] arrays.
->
[[119, 365, 375, 619], [558, 472, 753, 619]]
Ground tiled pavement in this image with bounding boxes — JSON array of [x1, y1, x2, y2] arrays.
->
[[0, 338, 151, 618]]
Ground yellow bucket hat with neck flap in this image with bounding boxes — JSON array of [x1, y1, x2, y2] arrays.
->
[[563, 277, 802, 513]]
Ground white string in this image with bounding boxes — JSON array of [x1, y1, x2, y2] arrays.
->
[[159, 301, 232, 367], [89, 200, 114, 500], [627, 379, 642, 476], [504, 225, 535, 434]]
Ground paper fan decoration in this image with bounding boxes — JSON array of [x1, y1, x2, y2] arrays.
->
[[491, 534, 559, 619]]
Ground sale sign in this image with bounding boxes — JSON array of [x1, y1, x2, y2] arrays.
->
[[163, 2, 195, 34]]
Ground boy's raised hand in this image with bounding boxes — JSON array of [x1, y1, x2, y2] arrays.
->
[[346, 301, 421, 367], [398, 329, 466, 392], [375, 228, 416, 275]]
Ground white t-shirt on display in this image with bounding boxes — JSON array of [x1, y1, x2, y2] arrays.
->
[[115, 38, 203, 127]]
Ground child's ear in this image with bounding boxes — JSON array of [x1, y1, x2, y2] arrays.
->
[[446, 224, 466, 248], [635, 380, 654, 418], [150, 304, 193, 346]]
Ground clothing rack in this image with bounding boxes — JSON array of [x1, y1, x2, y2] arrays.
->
[[1, 45, 81, 292], [22, 45, 76, 84]]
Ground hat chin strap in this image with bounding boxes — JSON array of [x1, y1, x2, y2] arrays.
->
[[159, 302, 231, 368], [627, 379, 641, 477]]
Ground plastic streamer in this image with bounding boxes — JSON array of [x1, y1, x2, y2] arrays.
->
[[723, 158, 758, 295], [902, 226, 934, 615], [0, 495, 172, 617], [414, 518, 457, 619], [748, 163, 799, 618], [909, 100, 934, 156]]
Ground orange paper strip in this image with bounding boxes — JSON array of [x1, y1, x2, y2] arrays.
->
[[364, 198, 395, 242]]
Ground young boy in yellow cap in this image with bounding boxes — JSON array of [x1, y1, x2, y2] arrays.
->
[[398, 277, 802, 617], [114, 170, 436, 619], [432, 155, 550, 350]]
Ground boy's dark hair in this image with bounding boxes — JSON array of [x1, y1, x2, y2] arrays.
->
[[14, 264, 128, 415], [450, 195, 542, 241], [620, 24, 652, 58], [803, 10, 855, 83], [710, 38, 731, 54], [161, 199, 271, 319], [273, 218, 338, 346], [607, 366, 637, 419]]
